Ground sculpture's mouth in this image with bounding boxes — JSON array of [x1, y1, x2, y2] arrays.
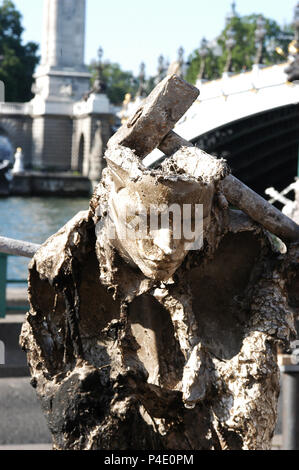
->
[[139, 257, 184, 280], [144, 258, 181, 267], [142, 256, 184, 268]]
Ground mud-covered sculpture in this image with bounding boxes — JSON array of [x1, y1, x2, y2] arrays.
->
[[20, 75, 299, 450]]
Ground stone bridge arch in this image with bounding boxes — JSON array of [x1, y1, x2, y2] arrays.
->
[[192, 103, 299, 195]]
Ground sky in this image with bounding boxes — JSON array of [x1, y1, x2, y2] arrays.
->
[[12, 0, 297, 77]]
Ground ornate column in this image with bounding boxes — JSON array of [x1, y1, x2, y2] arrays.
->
[[223, 27, 236, 75], [31, 0, 92, 170], [285, 2, 299, 82], [92, 47, 107, 95], [254, 16, 267, 67], [177, 46, 185, 78], [156, 55, 167, 85], [33, 0, 91, 107], [223, 2, 237, 77], [136, 62, 147, 98], [197, 38, 209, 83], [41, 0, 86, 69]]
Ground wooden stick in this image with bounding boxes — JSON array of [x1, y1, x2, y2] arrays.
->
[[222, 175, 299, 243], [0, 236, 40, 258]]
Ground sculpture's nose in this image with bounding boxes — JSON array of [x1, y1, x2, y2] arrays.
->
[[153, 229, 176, 256]]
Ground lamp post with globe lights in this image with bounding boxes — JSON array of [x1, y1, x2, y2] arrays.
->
[[197, 38, 209, 82], [254, 15, 267, 67], [285, 2, 299, 82], [223, 27, 236, 75]]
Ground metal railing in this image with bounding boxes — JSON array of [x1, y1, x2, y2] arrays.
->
[[0, 102, 30, 115], [0, 253, 27, 318], [0, 236, 41, 318], [265, 181, 298, 205]]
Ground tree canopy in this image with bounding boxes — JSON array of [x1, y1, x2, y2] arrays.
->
[[0, 0, 39, 102], [186, 14, 293, 84], [89, 61, 139, 106]]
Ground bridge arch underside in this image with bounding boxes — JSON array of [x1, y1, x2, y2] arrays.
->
[[192, 103, 299, 196]]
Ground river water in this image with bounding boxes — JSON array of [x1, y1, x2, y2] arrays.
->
[[0, 197, 90, 283]]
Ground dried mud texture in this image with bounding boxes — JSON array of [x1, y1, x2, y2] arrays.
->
[[20, 148, 298, 450]]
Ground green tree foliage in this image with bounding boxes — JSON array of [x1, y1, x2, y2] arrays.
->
[[186, 14, 293, 84], [0, 0, 39, 102], [89, 61, 139, 106]]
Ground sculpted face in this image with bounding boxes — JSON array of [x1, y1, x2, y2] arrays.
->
[[108, 173, 214, 281]]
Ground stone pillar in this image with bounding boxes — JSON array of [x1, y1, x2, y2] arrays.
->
[[34, 0, 90, 104], [41, 0, 59, 67], [41, 0, 86, 69], [31, 0, 91, 171], [31, 115, 73, 171], [72, 94, 114, 181]]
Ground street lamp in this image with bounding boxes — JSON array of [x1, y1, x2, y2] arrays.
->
[[177, 46, 185, 78], [156, 55, 166, 84], [197, 38, 209, 81], [136, 62, 146, 98], [93, 46, 106, 94], [254, 16, 267, 65], [224, 27, 236, 74], [226, 1, 237, 25], [285, 2, 299, 82], [294, 2, 299, 43]]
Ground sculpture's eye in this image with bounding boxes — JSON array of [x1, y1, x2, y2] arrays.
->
[[125, 214, 138, 227], [125, 212, 148, 235]]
